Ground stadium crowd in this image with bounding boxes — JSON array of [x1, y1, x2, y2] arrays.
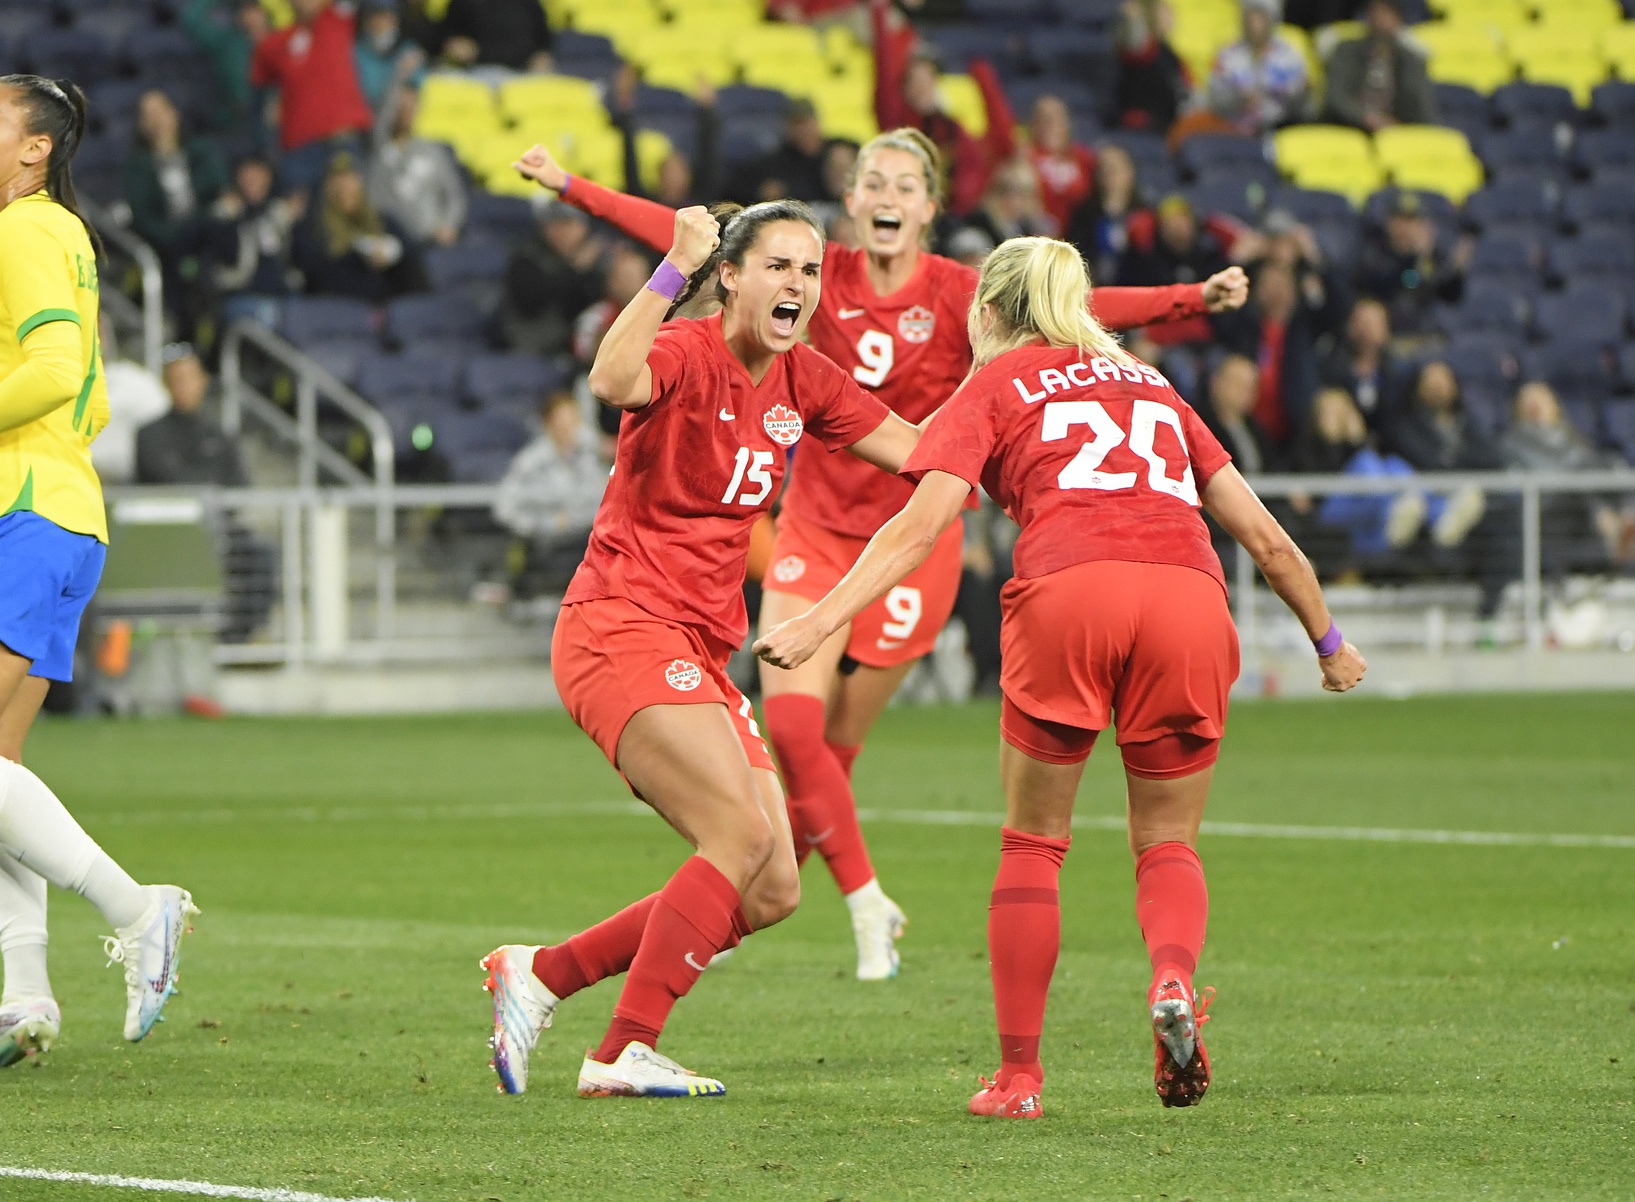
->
[[12, 0, 1635, 643]]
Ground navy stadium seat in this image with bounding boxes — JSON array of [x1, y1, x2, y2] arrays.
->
[[121, 26, 200, 74], [1060, 0, 1122, 26], [1561, 181, 1635, 229], [466, 193, 535, 242], [1006, 79, 1099, 121], [0, 10, 51, 45], [300, 336, 376, 388], [1444, 332, 1526, 395], [1186, 173, 1271, 224], [553, 29, 618, 79], [1590, 81, 1635, 126], [1025, 27, 1111, 77], [22, 28, 114, 82], [1432, 83, 1491, 136], [965, 0, 1056, 21], [1603, 399, 1635, 461], [1528, 336, 1621, 400], [1441, 279, 1530, 336], [720, 115, 783, 166], [713, 85, 790, 121], [1177, 133, 1268, 181], [1532, 285, 1627, 344], [1462, 178, 1555, 230], [1574, 129, 1635, 176], [356, 352, 463, 407], [1271, 185, 1355, 225], [280, 297, 378, 346], [923, 25, 997, 72], [1308, 216, 1361, 273], [631, 85, 695, 119], [1492, 82, 1579, 129], [423, 237, 509, 293], [69, 5, 149, 43], [440, 409, 533, 484], [1548, 231, 1635, 283], [1364, 188, 1458, 233], [464, 353, 566, 413], [1478, 128, 1567, 178], [1468, 229, 1541, 277]]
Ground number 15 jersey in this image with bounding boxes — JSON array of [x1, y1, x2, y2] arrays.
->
[[902, 342, 1233, 590]]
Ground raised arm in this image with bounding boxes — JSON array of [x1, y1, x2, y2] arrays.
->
[[585, 206, 719, 409], [755, 469, 972, 669], [1092, 266, 1248, 330], [871, 0, 916, 132], [513, 143, 676, 254], [1201, 463, 1366, 692], [844, 410, 921, 474]]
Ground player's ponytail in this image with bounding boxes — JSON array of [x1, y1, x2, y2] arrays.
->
[[669, 201, 744, 320], [0, 74, 102, 254], [669, 198, 825, 321], [967, 236, 1131, 369]]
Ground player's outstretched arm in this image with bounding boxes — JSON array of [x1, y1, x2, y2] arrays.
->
[[1090, 266, 1249, 330], [844, 411, 922, 474], [586, 206, 720, 409], [755, 469, 971, 669], [513, 143, 677, 254], [1201, 464, 1366, 693]]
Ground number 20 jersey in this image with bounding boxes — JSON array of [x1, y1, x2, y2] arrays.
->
[[902, 342, 1234, 590]]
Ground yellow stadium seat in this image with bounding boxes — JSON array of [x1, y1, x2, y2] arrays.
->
[[565, 1, 662, 45], [937, 74, 988, 137], [1533, 0, 1623, 26], [740, 53, 836, 92], [1507, 26, 1608, 103], [634, 129, 673, 194], [1503, 24, 1601, 59], [417, 74, 497, 116], [1605, 24, 1635, 79], [497, 75, 604, 125], [1170, 26, 1235, 88], [555, 0, 656, 28], [732, 24, 825, 76], [1426, 45, 1517, 92], [1389, 157, 1484, 203], [1409, 20, 1503, 58], [664, 0, 761, 24], [1374, 124, 1477, 171], [623, 25, 738, 80], [1515, 54, 1609, 105], [1283, 158, 1385, 206], [1275, 123, 1373, 169], [565, 126, 625, 189], [1428, 0, 1529, 22], [807, 81, 878, 144]]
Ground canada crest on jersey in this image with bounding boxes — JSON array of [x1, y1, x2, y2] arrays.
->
[[763, 403, 803, 446], [898, 305, 935, 344]]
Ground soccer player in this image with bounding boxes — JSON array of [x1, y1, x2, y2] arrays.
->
[[755, 236, 1366, 1118], [512, 134, 1251, 981], [0, 75, 198, 1067], [482, 200, 924, 1099]]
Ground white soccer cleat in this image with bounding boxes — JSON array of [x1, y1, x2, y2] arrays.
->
[[0, 997, 61, 1068], [103, 885, 198, 1042], [850, 889, 906, 981], [577, 1041, 726, 1098], [481, 945, 558, 1095]]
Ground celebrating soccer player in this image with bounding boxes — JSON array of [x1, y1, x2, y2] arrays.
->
[[513, 133, 1250, 981], [482, 200, 925, 1098], [755, 236, 1366, 1118], [0, 75, 198, 1067]]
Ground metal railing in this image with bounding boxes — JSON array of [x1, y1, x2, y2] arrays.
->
[[217, 321, 400, 640], [101, 469, 1635, 669], [84, 199, 163, 373]]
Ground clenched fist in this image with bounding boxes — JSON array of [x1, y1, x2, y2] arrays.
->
[[512, 143, 568, 192], [667, 206, 722, 276], [1319, 642, 1367, 693], [1201, 265, 1249, 313]]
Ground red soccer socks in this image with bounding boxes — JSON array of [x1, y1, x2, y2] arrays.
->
[[1134, 841, 1209, 1000], [827, 740, 861, 780], [532, 893, 659, 1001], [988, 827, 1071, 1088], [763, 694, 876, 893], [593, 856, 743, 1063]]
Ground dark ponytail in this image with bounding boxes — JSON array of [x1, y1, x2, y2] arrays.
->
[[666, 198, 825, 321], [1, 74, 102, 255]]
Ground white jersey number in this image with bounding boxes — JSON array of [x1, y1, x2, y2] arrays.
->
[[853, 330, 894, 388], [1042, 399, 1198, 505], [722, 447, 776, 506], [880, 586, 923, 640]]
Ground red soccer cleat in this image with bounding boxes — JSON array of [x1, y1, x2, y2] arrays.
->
[[1151, 980, 1214, 1108], [968, 1072, 1043, 1119]]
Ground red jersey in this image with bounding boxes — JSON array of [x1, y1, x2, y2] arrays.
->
[[1030, 144, 1096, 234], [902, 342, 1232, 589], [250, 8, 373, 151], [564, 314, 890, 646]]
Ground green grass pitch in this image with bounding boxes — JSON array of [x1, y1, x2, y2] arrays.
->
[[2, 693, 1632, 1201]]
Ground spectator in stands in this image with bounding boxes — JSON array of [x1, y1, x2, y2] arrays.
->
[[126, 90, 227, 287], [1319, 296, 1409, 432], [251, 0, 375, 194], [731, 98, 829, 204], [1202, 0, 1310, 135], [501, 200, 605, 357], [203, 153, 304, 328], [136, 345, 275, 643], [93, 314, 171, 487], [961, 160, 1052, 249], [1287, 386, 1374, 578], [1321, 0, 1436, 132], [1388, 359, 1515, 617], [1354, 192, 1470, 337], [1214, 259, 1334, 447], [368, 85, 466, 247], [1116, 194, 1231, 343], [1503, 380, 1633, 571], [1202, 353, 1281, 473], [1114, 0, 1188, 134], [179, 0, 272, 138], [1065, 143, 1145, 285], [437, 0, 554, 73], [1025, 96, 1095, 235], [493, 391, 609, 598], [570, 244, 654, 369], [354, 0, 427, 115], [293, 153, 426, 302], [872, 0, 1016, 214], [946, 226, 995, 269]]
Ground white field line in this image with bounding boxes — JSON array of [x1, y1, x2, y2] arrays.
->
[[0, 1166, 403, 1202], [81, 799, 1635, 850]]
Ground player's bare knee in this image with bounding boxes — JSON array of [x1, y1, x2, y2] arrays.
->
[[742, 870, 799, 930]]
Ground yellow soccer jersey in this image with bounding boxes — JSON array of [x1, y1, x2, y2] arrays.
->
[[0, 190, 110, 542]]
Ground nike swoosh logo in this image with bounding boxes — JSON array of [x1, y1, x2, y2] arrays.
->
[[804, 827, 835, 846], [684, 952, 708, 972], [718, 408, 734, 420], [838, 308, 866, 319]]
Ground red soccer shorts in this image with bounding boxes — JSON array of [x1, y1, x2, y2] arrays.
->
[[998, 560, 1239, 776], [762, 513, 963, 669], [551, 596, 775, 774]]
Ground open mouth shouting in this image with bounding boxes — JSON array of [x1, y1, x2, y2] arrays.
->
[[770, 300, 803, 340], [871, 213, 904, 242]]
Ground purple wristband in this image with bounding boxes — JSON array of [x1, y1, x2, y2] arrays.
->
[[1314, 622, 1343, 658], [647, 260, 687, 301]]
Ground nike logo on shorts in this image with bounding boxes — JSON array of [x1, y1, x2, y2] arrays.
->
[[719, 408, 734, 420], [838, 307, 866, 319], [684, 952, 708, 972]]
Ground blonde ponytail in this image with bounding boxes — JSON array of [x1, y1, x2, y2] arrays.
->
[[966, 236, 1132, 369]]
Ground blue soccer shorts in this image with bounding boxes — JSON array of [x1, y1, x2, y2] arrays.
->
[[0, 511, 107, 683]]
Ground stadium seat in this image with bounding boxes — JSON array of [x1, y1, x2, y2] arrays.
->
[[713, 85, 790, 121], [356, 352, 464, 408], [1477, 127, 1568, 178], [1025, 27, 1114, 79], [719, 115, 784, 167], [424, 238, 510, 293], [1548, 230, 1635, 284], [666, 0, 761, 25], [498, 75, 605, 127], [630, 84, 695, 120], [1574, 128, 1635, 175], [280, 298, 378, 346], [1186, 175, 1269, 224], [1534, 0, 1624, 27], [1440, 277, 1530, 334], [385, 295, 494, 352], [1462, 178, 1556, 229], [1374, 124, 1485, 202], [1364, 186, 1459, 232], [1466, 227, 1542, 275], [464, 353, 567, 414], [1533, 285, 1628, 343], [440, 409, 533, 484], [1270, 184, 1356, 224], [1561, 180, 1635, 228], [1528, 335, 1622, 400], [1432, 82, 1493, 134], [624, 26, 738, 88], [922, 24, 996, 73], [1491, 81, 1580, 127], [1508, 29, 1610, 106], [1444, 331, 1526, 395], [731, 23, 825, 75], [1273, 125, 1384, 204], [22, 28, 114, 82], [1603, 23, 1635, 82], [1177, 133, 1269, 181], [1590, 78, 1635, 124], [299, 336, 376, 388], [560, 0, 661, 43], [966, 0, 1055, 17], [466, 193, 535, 243]]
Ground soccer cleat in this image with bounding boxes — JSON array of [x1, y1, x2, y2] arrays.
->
[[0, 998, 61, 1068], [851, 891, 907, 981], [481, 945, 558, 1095], [577, 1041, 726, 1098], [102, 885, 198, 1042], [968, 1073, 1043, 1119], [1151, 979, 1214, 1108]]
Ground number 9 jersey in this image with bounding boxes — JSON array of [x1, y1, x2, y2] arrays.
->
[[564, 313, 890, 648], [902, 343, 1234, 591]]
